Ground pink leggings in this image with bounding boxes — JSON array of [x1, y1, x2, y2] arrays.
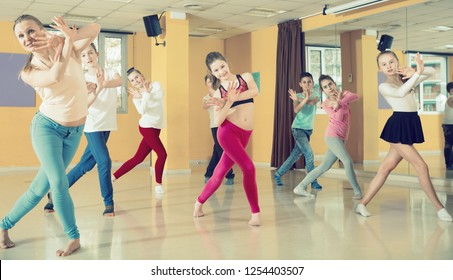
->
[[198, 120, 260, 213], [114, 126, 167, 184]]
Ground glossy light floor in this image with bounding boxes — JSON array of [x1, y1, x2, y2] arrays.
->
[[0, 162, 452, 260]]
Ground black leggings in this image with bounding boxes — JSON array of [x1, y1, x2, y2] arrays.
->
[[442, 124, 453, 167]]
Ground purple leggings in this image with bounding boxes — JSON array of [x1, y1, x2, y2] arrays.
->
[[198, 120, 260, 213], [114, 126, 167, 184]]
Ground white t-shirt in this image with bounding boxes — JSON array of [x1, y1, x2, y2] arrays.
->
[[84, 70, 119, 132], [132, 81, 165, 129], [203, 94, 216, 128], [443, 97, 453, 124], [436, 94, 447, 112]]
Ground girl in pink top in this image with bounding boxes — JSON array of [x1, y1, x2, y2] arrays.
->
[[293, 74, 363, 199]]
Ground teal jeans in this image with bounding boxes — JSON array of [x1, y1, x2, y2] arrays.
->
[[1, 112, 83, 239]]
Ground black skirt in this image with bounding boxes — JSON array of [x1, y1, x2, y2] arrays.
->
[[380, 112, 424, 144]]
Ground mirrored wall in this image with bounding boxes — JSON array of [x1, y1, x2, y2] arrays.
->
[[304, 0, 453, 179]]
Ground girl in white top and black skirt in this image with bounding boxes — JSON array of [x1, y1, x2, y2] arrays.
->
[[356, 51, 452, 222]]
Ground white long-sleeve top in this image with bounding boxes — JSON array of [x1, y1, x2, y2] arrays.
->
[[132, 81, 165, 129], [378, 67, 434, 112]]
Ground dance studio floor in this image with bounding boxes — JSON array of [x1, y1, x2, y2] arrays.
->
[[0, 161, 452, 260]]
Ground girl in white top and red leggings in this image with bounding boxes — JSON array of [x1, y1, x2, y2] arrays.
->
[[112, 68, 167, 194], [356, 51, 452, 222]]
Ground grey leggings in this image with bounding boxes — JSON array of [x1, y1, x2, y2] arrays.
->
[[295, 136, 361, 194]]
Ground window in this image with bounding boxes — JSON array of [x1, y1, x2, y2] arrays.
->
[[97, 32, 128, 113], [407, 52, 448, 113], [306, 45, 342, 110]]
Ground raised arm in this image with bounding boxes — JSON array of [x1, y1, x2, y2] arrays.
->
[[291, 89, 319, 114], [99, 70, 122, 89], [73, 23, 101, 54], [381, 53, 434, 98], [338, 91, 358, 105], [202, 95, 210, 110]]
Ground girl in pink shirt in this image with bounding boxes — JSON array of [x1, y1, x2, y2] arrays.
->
[[293, 74, 363, 199]]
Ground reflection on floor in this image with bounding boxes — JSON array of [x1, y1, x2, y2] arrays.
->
[[0, 163, 452, 260]]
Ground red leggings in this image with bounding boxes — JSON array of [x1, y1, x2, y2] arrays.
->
[[114, 126, 167, 184], [198, 120, 260, 213]]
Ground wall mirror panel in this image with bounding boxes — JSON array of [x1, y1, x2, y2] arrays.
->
[[304, 0, 453, 179]]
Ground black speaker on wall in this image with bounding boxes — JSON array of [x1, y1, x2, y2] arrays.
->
[[377, 34, 394, 52], [143, 14, 162, 37]]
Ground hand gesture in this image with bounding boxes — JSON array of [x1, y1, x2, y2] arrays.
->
[[86, 82, 97, 94], [226, 81, 240, 103], [329, 100, 339, 111], [397, 66, 416, 80], [128, 87, 141, 99], [207, 96, 226, 110], [96, 68, 105, 89], [414, 52, 424, 75], [32, 31, 64, 61], [143, 80, 153, 93], [328, 89, 340, 100], [288, 89, 298, 101], [49, 16, 76, 41]]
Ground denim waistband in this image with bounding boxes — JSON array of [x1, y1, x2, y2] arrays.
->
[[35, 111, 84, 132]]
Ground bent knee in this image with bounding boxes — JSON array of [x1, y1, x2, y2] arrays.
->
[[240, 162, 256, 174]]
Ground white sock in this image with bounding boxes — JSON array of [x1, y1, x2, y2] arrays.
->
[[437, 208, 453, 222], [293, 187, 315, 198], [155, 185, 164, 194], [356, 204, 372, 217]]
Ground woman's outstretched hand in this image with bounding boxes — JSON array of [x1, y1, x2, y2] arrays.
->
[[414, 52, 424, 75], [32, 31, 64, 62]]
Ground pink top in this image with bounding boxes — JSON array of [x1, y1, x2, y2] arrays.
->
[[322, 90, 358, 140], [32, 57, 88, 124]]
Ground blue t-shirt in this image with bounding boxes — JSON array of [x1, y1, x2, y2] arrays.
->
[[291, 92, 319, 130]]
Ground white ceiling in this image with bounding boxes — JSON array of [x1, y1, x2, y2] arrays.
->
[[1, 0, 453, 54]]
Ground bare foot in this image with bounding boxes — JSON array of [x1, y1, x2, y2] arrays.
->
[[0, 229, 15, 249], [103, 212, 115, 217], [56, 238, 80, 257], [248, 212, 261, 226], [193, 201, 204, 217]]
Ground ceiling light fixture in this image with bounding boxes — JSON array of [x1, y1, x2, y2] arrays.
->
[[245, 8, 286, 18], [323, 0, 389, 15], [428, 25, 453, 32], [64, 14, 99, 23], [196, 27, 224, 32], [183, 3, 203, 10]]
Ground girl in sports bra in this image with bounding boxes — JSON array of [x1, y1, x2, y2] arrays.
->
[[193, 51, 261, 226]]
